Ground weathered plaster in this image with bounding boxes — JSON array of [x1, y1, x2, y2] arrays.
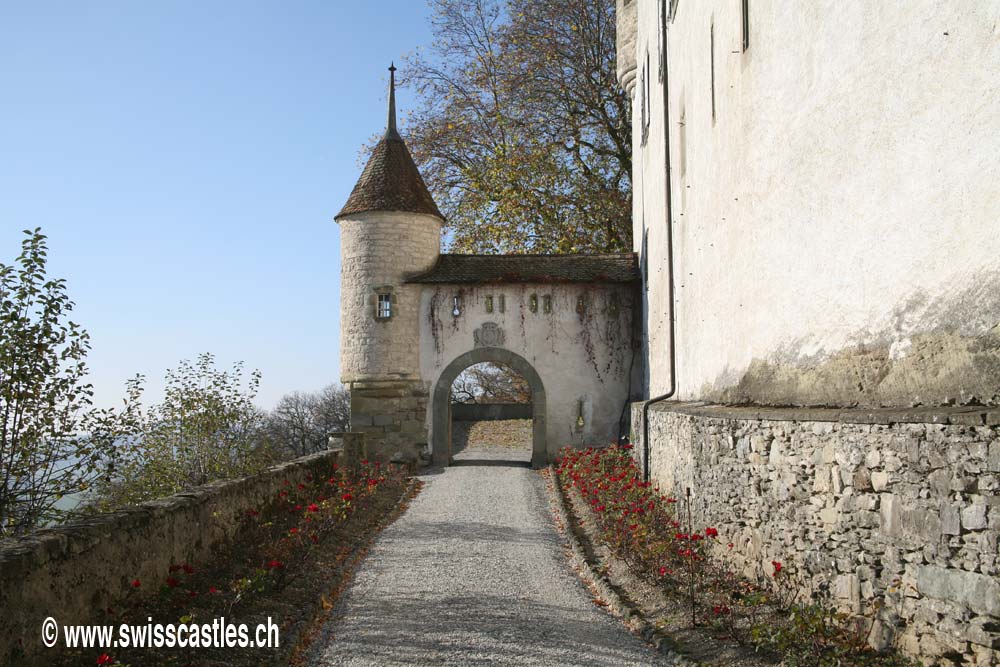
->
[[615, 0, 638, 98], [338, 208, 641, 465], [707, 273, 1000, 407], [419, 283, 640, 464]]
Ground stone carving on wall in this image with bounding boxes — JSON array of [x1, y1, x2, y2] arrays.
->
[[473, 322, 505, 348]]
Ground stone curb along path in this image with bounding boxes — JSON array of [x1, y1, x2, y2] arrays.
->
[[544, 467, 698, 666], [306, 447, 675, 666]]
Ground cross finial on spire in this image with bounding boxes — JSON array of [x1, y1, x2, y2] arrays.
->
[[386, 62, 399, 138]]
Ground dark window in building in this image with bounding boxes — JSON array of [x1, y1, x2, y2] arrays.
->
[[543, 295, 552, 313], [529, 294, 538, 313], [640, 52, 649, 145], [710, 21, 716, 124], [678, 106, 687, 179], [485, 295, 494, 313], [498, 294, 505, 313], [376, 293, 392, 320], [742, 0, 750, 52], [658, 0, 666, 81]]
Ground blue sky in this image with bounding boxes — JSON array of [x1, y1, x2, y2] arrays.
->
[[0, 1, 435, 410]]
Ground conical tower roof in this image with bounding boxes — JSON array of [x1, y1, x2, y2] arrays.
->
[[336, 64, 444, 221]]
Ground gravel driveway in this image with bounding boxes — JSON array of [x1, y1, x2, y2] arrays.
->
[[307, 446, 669, 666]]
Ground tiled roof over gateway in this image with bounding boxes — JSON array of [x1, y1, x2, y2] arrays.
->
[[405, 253, 640, 284]]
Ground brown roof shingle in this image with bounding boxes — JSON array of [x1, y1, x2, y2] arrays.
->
[[335, 132, 444, 220], [405, 253, 640, 284]]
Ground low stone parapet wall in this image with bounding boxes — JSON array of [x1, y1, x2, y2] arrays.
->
[[0, 436, 365, 663], [631, 402, 1000, 665]]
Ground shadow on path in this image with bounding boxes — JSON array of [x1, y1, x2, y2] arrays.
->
[[307, 442, 669, 666], [450, 459, 532, 468]]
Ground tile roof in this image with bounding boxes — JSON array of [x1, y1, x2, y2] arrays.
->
[[405, 253, 640, 284], [335, 133, 444, 220]]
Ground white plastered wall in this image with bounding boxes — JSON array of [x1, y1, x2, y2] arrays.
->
[[417, 283, 639, 458], [631, 0, 1000, 406]]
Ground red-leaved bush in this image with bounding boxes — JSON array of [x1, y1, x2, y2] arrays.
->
[[555, 446, 918, 667], [556, 446, 716, 588]]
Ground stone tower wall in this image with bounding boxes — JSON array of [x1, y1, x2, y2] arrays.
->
[[338, 209, 441, 464], [338, 210, 441, 382], [614, 0, 637, 98]]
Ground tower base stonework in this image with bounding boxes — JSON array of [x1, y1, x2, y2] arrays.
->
[[349, 380, 429, 465]]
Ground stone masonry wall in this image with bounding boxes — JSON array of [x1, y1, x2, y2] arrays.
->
[[0, 445, 354, 663], [350, 380, 429, 465], [631, 402, 1000, 666]]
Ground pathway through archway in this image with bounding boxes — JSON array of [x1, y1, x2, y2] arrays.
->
[[306, 447, 670, 666], [432, 347, 547, 468], [450, 361, 533, 467]]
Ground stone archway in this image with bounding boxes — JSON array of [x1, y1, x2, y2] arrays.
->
[[431, 347, 547, 468]]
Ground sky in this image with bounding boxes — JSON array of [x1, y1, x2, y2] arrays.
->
[[0, 1, 436, 411]]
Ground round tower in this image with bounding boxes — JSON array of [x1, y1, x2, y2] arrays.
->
[[335, 64, 442, 462]]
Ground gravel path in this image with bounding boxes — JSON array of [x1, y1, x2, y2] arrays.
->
[[307, 446, 669, 666]]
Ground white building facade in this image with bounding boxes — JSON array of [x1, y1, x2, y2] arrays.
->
[[620, 2, 1000, 661], [625, 0, 1000, 407]]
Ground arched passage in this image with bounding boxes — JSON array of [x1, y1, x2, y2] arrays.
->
[[432, 347, 547, 468]]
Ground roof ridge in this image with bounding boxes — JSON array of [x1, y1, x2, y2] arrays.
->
[[404, 253, 640, 285], [438, 251, 637, 258]]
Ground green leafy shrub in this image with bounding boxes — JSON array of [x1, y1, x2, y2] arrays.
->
[[0, 229, 137, 535], [91, 354, 275, 510]]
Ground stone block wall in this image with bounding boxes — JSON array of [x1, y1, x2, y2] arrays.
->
[[0, 446, 351, 663], [631, 402, 1000, 666], [349, 379, 429, 465]]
